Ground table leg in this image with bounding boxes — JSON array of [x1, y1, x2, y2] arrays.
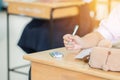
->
[[7, 11, 10, 80], [49, 9, 54, 48]]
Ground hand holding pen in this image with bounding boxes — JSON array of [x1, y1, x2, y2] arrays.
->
[[63, 25, 83, 50], [67, 25, 79, 45]]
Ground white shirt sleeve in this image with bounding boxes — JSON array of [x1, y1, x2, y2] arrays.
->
[[97, 5, 120, 43]]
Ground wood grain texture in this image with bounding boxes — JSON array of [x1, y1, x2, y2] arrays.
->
[[24, 47, 120, 80], [32, 62, 105, 80]]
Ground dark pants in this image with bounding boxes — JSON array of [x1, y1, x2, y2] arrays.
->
[[18, 17, 77, 53]]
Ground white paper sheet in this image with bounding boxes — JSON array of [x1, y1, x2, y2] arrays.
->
[[75, 48, 92, 59]]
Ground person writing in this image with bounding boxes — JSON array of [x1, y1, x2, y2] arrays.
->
[[18, 1, 95, 80], [63, 5, 120, 50]]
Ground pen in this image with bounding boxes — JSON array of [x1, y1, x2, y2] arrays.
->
[[72, 25, 79, 36], [67, 25, 79, 45]]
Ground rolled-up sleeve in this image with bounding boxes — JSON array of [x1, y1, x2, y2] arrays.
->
[[97, 5, 120, 43]]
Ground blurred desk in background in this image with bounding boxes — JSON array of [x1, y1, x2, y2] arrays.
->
[[6, 0, 85, 19]]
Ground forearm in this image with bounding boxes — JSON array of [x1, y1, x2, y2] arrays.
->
[[81, 32, 104, 48]]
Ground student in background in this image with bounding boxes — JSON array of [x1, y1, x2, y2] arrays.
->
[[18, 2, 95, 53], [18, 1, 95, 80]]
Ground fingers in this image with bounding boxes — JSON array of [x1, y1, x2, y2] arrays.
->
[[64, 40, 74, 48], [63, 34, 73, 45], [65, 41, 78, 50], [63, 34, 74, 50], [63, 34, 82, 50], [63, 34, 73, 41]]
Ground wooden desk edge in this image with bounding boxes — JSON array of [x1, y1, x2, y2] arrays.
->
[[4, 0, 85, 8], [23, 48, 120, 80]]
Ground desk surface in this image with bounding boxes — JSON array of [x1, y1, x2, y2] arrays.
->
[[24, 47, 120, 80]]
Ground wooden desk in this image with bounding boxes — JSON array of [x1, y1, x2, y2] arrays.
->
[[6, 0, 85, 19], [24, 48, 120, 80]]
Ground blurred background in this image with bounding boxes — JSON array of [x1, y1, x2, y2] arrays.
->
[[0, 0, 120, 80]]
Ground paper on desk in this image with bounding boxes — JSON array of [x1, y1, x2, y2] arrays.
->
[[75, 48, 92, 59]]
